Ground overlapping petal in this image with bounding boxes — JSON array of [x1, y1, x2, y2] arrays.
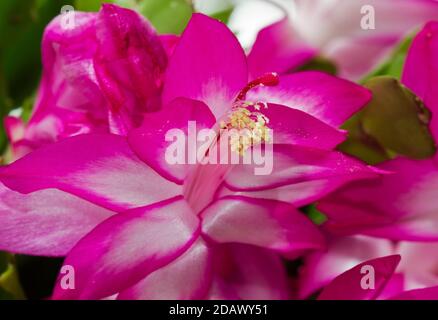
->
[[0, 134, 182, 212], [247, 72, 372, 127], [162, 13, 248, 118], [52, 197, 200, 299], [0, 182, 114, 257], [201, 196, 325, 254]]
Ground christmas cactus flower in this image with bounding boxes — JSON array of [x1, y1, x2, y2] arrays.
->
[[4, 4, 168, 159], [298, 235, 438, 299], [0, 12, 379, 299], [316, 21, 438, 241], [247, 0, 438, 80]]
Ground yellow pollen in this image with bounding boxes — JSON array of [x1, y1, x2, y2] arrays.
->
[[220, 103, 271, 155]]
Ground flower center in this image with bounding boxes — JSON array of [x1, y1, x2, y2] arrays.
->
[[183, 73, 279, 213], [219, 72, 279, 155]]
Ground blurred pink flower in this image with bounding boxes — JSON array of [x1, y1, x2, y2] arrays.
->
[[4, 4, 168, 159], [0, 12, 379, 299], [248, 0, 438, 80], [299, 235, 438, 299], [316, 21, 438, 241]]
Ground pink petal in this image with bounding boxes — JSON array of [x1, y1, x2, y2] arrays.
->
[[31, 12, 108, 141], [202, 196, 325, 254], [293, 0, 438, 79], [247, 72, 371, 127], [402, 21, 438, 143], [162, 13, 248, 118], [325, 35, 398, 81], [94, 4, 167, 134], [0, 182, 113, 257], [159, 34, 179, 57], [247, 18, 315, 79], [118, 239, 212, 300], [0, 134, 182, 212], [225, 144, 379, 191], [52, 197, 200, 300], [128, 98, 216, 184], [219, 175, 366, 208], [318, 255, 401, 300], [397, 242, 438, 290], [298, 235, 394, 299], [207, 244, 289, 300], [319, 158, 438, 241], [263, 103, 346, 149], [390, 286, 438, 300]]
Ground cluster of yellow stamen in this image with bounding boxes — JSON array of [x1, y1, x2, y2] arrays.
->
[[220, 102, 271, 155]]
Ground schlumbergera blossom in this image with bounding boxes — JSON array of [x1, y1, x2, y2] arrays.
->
[[318, 21, 438, 242], [0, 9, 380, 300], [4, 4, 171, 159], [296, 21, 438, 300], [246, 0, 438, 80]]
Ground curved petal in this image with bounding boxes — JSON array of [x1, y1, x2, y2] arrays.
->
[[202, 196, 325, 254], [247, 72, 371, 127], [225, 144, 380, 191], [219, 175, 365, 208], [402, 21, 438, 143], [207, 243, 289, 300], [0, 183, 114, 257], [118, 239, 212, 300], [298, 235, 394, 299], [319, 158, 438, 241], [162, 13, 248, 119], [94, 4, 168, 134], [247, 18, 315, 79], [262, 103, 346, 149], [396, 242, 438, 290], [0, 134, 182, 212], [52, 197, 200, 300], [390, 286, 438, 300], [293, 0, 438, 79], [318, 255, 401, 300], [128, 98, 216, 184]]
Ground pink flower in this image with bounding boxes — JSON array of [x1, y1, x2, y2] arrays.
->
[[4, 4, 169, 159], [0, 13, 377, 299], [247, 0, 438, 80], [298, 235, 438, 299], [316, 21, 438, 241]]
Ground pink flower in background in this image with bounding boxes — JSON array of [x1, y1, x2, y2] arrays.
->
[[0, 12, 379, 299], [315, 254, 438, 300], [4, 4, 168, 159], [316, 21, 438, 241], [300, 22, 438, 301], [298, 235, 438, 299], [247, 0, 438, 80]]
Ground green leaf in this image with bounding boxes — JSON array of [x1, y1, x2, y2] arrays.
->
[[75, 0, 109, 12], [296, 56, 337, 75], [302, 205, 327, 225], [0, 252, 8, 274], [362, 34, 413, 82], [75, 0, 193, 34], [134, 0, 193, 34], [339, 76, 436, 163], [362, 76, 435, 159], [210, 7, 233, 24], [0, 254, 25, 300]]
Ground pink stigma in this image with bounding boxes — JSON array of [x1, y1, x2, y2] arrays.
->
[[236, 72, 279, 101]]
